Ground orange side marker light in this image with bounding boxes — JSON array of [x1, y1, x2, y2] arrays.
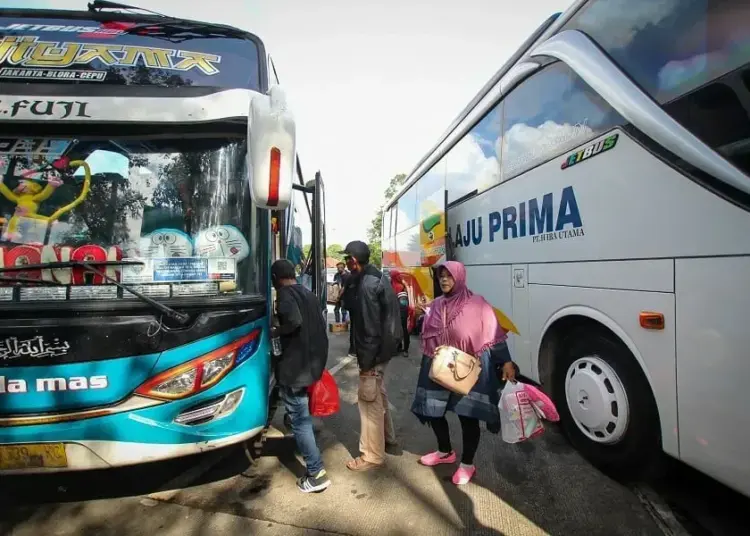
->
[[639, 311, 665, 330]]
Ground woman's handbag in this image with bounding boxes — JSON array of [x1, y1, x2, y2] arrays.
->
[[428, 308, 482, 395]]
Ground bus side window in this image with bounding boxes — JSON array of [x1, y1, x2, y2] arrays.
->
[[416, 158, 446, 222], [497, 61, 624, 182], [445, 105, 502, 204], [397, 185, 418, 232], [564, 0, 750, 105]]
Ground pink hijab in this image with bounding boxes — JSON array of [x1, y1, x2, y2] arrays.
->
[[421, 261, 507, 358]]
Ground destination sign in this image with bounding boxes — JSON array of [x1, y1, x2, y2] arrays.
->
[[0, 17, 262, 90], [0, 35, 221, 75]]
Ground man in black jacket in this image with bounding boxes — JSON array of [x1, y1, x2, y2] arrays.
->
[[339, 241, 402, 472], [340, 269, 357, 357], [332, 261, 350, 324], [271, 259, 331, 493]]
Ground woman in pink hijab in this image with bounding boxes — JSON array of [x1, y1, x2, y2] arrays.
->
[[411, 261, 516, 485]]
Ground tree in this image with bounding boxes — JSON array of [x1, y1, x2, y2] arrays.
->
[[365, 173, 407, 267], [326, 243, 344, 261]]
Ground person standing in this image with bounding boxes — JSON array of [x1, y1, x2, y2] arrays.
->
[[339, 240, 402, 471], [271, 259, 331, 493], [340, 265, 358, 357], [333, 261, 350, 323], [411, 261, 516, 486], [389, 269, 410, 357]]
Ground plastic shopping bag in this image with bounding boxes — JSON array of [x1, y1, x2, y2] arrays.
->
[[524, 383, 560, 422], [499, 381, 544, 443], [308, 369, 340, 417]]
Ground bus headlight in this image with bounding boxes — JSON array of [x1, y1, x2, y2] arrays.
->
[[135, 329, 261, 400]]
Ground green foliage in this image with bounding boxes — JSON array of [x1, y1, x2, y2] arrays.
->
[[365, 173, 407, 267], [326, 243, 344, 261]]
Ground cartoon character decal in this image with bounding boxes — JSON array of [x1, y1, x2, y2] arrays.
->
[[194, 225, 249, 262], [0, 158, 91, 242], [139, 229, 194, 258]]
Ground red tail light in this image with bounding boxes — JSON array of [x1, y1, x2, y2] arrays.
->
[[135, 330, 260, 400]]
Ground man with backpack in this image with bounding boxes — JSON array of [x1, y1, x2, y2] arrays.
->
[[271, 259, 331, 492], [339, 241, 402, 471]]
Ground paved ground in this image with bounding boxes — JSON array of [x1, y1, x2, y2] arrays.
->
[[0, 319, 746, 535]]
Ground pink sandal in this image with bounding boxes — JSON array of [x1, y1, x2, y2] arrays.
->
[[419, 451, 456, 466], [452, 465, 476, 485]]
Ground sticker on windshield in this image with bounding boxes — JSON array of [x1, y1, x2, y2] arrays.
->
[[561, 133, 619, 170], [69, 286, 118, 300], [0, 139, 71, 157], [121, 257, 237, 285], [0, 35, 222, 84]]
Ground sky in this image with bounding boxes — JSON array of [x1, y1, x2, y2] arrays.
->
[[0, 0, 571, 247]]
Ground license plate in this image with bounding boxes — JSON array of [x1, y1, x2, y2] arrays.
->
[[0, 442, 67, 470]]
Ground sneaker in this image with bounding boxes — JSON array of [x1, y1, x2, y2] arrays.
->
[[296, 469, 331, 493], [419, 451, 456, 466], [452, 465, 476, 485]]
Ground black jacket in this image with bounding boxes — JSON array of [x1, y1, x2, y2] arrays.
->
[[333, 270, 350, 305], [273, 284, 329, 389], [340, 273, 357, 311], [351, 264, 403, 371]]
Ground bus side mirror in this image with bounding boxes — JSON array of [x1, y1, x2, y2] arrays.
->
[[247, 85, 295, 210]]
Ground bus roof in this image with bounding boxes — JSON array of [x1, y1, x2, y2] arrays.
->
[[0, 7, 268, 92], [384, 0, 587, 212], [0, 7, 266, 50]]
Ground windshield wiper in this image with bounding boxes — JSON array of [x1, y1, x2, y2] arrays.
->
[[88, 1, 247, 43], [0, 261, 190, 325]]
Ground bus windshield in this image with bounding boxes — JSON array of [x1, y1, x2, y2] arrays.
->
[[0, 136, 263, 303]]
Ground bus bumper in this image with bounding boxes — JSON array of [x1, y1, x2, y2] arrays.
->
[[0, 345, 272, 474]]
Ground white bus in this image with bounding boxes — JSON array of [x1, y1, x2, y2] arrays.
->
[[382, 0, 750, 497]]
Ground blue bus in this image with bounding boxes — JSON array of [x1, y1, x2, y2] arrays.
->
[[0, 4, 327, 472]]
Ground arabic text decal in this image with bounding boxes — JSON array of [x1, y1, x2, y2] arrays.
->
[[0, 335, 70, 361]]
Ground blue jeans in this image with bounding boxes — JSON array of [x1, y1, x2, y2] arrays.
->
[[334, 304, 348, 323], [280, 385, 325, 475]]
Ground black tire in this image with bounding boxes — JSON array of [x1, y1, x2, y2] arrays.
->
[[552, 325, 660, 478]]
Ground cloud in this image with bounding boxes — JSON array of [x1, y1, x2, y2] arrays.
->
[[445, 132, 500, 202], [574, 0, 681, 50], [498, 119, 594, 177]]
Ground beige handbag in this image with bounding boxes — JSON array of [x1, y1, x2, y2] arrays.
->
[[428, 308, 482, 395]]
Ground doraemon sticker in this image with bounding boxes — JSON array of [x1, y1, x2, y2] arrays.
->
[[139, 229, 194, 258], [194, 224, 249, 263]]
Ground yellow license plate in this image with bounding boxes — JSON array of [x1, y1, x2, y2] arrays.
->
[[0, 443, 67, 470]]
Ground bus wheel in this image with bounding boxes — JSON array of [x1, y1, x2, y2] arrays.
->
[[553, 326, 659, 477]]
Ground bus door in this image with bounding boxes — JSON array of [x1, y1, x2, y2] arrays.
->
[[511, 264, 531, 375], [312, 171, 327, 312], [291, 172, 326, 312]]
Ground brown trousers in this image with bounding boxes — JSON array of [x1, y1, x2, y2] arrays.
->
[[357, 362, 396, 465]]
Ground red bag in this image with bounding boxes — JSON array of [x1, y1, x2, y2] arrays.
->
[[308, 369, 340, 417]]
